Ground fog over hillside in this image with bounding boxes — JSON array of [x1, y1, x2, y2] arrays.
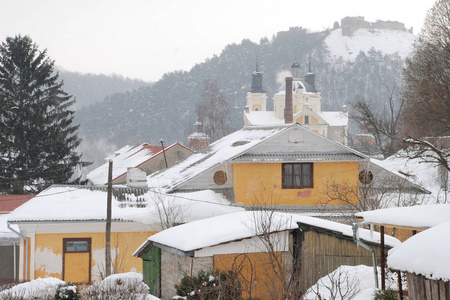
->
[[73, 19, 416, 170]]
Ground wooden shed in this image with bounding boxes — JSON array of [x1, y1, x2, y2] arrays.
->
[[134, 211, 399, 299]]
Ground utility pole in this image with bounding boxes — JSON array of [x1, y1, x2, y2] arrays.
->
[[160, 139, 168, 168], [105, 159, 113, 277]]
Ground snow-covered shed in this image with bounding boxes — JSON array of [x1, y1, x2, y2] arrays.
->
[[356, 204, 450, 297], [134, 211, 399, 299], [7, 185, 243, 283], [388, 220, 450, 300]]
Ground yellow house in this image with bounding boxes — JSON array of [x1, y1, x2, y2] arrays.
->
[[6, 185, 242, 283], [148, 123, 367, 211]]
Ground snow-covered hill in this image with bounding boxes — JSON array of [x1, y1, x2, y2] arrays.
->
[[324, 28, 416, 61]]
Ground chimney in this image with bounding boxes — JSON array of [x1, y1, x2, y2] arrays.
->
[[284, 77, 294, 124]]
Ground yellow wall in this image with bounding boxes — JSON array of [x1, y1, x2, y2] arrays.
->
[[34, 231, 157, 281], [232, 162, 359, 206], [214, 252, 283, 299]]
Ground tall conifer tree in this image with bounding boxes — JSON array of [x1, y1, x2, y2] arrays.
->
[[0, 35, 83, 194]]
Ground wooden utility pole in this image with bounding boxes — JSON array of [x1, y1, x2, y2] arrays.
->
[[105, 159, 113, 277], [160, 139, 168, 168]]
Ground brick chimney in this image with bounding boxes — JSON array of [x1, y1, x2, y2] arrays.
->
[[284, 77, 294, 123]]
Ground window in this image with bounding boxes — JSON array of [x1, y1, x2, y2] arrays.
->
[[64, 238, 91, 253], [304, 115, 310, 124], [282, 163, 313, 189]]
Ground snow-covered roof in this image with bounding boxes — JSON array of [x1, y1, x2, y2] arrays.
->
[[373, 150, 447, 202], [356, 204, 450, 229], [245, 110, 347, 127], [244, 111, 284, 126], [87, 143, 183, 185], [388, 220, 450, 281], [325, 28, 416, 62], [7, 185, 243, 224], [147, 125, 291, 190], [320, 111, 348, 126], [138, 211, 399, 255], [0, 214, 19, 242]]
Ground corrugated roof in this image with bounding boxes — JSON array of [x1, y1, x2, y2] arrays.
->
[[232, 153, 364, 163]]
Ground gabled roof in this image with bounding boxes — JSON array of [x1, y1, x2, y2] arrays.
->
[[147, 125, 291, 190], [320, 111, 349, 126], [87, 143, 188, 185], [147, 124, 367, 191], [294, 108, 329, 125], [7, 185, 243, 225], [135, 211, 400, 257], [388, 220, 450, 281]]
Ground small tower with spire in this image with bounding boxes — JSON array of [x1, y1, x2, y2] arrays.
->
[[187, 120, 210, 152], [245, 59, 267, 113], [304, 59, 316, 92]]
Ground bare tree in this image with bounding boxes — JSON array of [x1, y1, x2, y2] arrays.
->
[[401, 0, 450, 139], [196, 79, 231, 142], [399, 0, 450, 177], [246, 193, 303, 300], [149, 189, 187, 230], [306, 267, 361, 300], [350, 85, 405, 158], [318, 174, 425, 219]]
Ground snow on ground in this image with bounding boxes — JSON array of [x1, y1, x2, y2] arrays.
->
[[0, 272, 159, 299], [0, 277, 65, 298], [388, 220, 450, 282], [325, 28, 416, 62], [303, 265, 400, 300]]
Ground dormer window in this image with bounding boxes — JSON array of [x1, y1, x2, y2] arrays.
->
[[255, 107, 259, 111], [304, 115, 310, 124]]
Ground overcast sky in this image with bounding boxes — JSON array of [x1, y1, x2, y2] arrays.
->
[[1, 0, 436, 82]]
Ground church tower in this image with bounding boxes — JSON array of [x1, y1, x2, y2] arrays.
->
[[245, 61, 267, 112]]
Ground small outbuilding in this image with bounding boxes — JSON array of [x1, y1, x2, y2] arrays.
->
[[388, 220, 450, 300], [134, 211, 399, 299]]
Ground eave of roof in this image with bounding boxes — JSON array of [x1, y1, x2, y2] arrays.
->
[[232, 153, 365, 163]]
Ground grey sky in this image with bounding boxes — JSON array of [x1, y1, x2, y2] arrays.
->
[[1, 0, 436, 82]]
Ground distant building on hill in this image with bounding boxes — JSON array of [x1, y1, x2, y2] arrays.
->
[[244, 61, 349, 145]]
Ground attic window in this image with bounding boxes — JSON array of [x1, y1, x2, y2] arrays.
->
[[213, 171, 227, 185], [304, 115, 310, 124], [359, 170, 373, 184]]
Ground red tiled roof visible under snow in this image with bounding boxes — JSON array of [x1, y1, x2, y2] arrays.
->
[[0, 195, 35, 214]]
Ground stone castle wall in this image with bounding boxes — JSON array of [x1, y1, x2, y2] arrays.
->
[[341, 16, 407, 37]]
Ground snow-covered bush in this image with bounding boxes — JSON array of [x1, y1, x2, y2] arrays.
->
[[0, 277, 65, 299], [82, 272, 149, 300], [174, 270, 241, 300], [55, 283, 79, 300]]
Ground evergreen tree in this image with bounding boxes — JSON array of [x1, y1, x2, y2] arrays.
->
[[0, 35, 83, 194]]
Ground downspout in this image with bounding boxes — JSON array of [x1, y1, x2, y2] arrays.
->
[[352, 223, 379, 289], [7, 222, 28, 281]]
